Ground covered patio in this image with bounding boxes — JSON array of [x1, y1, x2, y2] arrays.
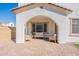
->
[[12, 3, 72, 43], [25, 15, 58, 43]]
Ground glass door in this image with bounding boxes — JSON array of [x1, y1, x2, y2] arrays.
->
[[36, 24, 44, 32], [32, 23, 47, 32]]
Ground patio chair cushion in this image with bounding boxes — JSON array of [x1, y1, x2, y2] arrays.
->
[[34, 32, 44, 37]]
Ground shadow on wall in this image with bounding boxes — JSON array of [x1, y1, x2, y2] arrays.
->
[[9, 27, 16, 43]]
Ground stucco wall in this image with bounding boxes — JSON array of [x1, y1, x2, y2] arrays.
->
[[67, 8, 79, 42], [26, 16, 55, 35], [16, 8, 68, 43], [16, 3, 79, 43], [18, 3, 29, 7]]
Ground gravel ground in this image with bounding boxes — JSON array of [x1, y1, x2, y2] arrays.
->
[[0, 39, 79, 56]]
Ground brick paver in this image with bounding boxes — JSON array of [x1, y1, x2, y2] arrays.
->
[[0, 39, 79, 56]]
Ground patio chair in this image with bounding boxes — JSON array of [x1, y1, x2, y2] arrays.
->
[[49, 33, 56, 43], [25, 34, 32, 41], [43, 32, 49, 39]]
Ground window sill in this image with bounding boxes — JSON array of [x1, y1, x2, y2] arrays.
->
[[69, 34, 79, 37]]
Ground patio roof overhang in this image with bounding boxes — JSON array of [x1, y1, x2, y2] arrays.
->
[[11, 3, 72, 16]]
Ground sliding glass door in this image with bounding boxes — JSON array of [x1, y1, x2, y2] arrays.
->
[[32, 23, 47, 32]]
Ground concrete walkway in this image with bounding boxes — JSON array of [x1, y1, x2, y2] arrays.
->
[[0, 39, 79, 56]]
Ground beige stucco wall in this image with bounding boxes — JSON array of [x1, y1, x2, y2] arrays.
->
[[0, 26, 11, 42], [26, 16, 55, 35]]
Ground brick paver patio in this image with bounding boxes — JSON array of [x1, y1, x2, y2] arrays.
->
[[0, 39, 79, 56]]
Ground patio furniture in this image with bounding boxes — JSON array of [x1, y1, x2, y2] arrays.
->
[[43, 32, 56, 43], [26, 35, 32, 41], [49, 34, 56, 43], [43, 32, 49, 39], [34, 32, 44, 38]]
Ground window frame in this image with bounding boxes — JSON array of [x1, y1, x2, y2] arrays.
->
[[70, 18, 79, 36], [32, 23, 48, 33], [35, 23, 44, 32]]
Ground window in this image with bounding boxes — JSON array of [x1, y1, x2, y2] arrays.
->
[[71, 19, 79, 35], [32, 23, 47, 32], [36, 24, 43, 32]]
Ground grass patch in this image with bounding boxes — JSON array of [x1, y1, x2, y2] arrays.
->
[[74, 43, 79, 48]]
